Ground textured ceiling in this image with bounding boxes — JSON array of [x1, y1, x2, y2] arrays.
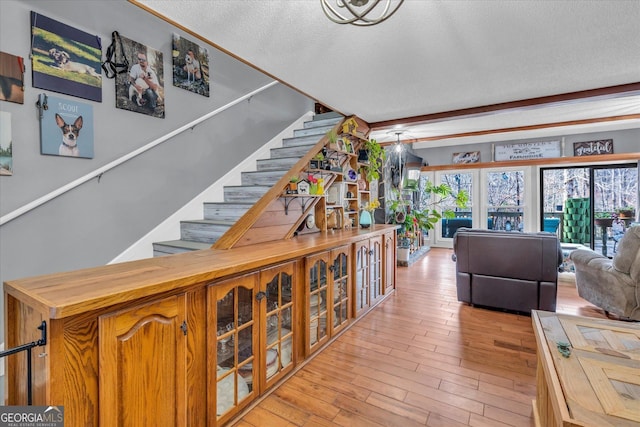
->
[[134, 0, 640, 147]]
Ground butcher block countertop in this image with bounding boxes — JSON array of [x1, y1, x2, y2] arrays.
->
[[4, 226, 396, 319]]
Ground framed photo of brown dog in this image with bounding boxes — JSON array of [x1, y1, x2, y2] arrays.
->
[[172, 34, 210, 97], [30, 12, 102, 102]]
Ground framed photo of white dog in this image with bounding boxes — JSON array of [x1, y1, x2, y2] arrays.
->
[[172, 34, 210, 97], [30, 12, 102, 102], [40, 95, 94, 159], [115, 35, 165, 118]]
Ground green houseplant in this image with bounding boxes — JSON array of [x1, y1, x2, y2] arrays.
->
[[388, 182, 469, 247], [359, 138, 386, 182]]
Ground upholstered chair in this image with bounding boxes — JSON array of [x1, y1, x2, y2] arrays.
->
[[570, 225, 640, 320]]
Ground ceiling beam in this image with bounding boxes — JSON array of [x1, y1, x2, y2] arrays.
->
[[369, 83, 640, 131], [377, 113, 640, 147]]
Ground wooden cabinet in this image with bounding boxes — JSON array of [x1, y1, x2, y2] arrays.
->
[[5, 227, 397, 427], [99, 294, 189, 427], [209, 262, 295, 425], [354, 237, 384, 318], [383, 231, 396, 294], [208, 273, 259, 426], [304, 245, 351, 355], [259, 262, 295, 388]]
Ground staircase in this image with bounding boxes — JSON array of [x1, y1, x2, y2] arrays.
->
[[152, 113, 343, 256]]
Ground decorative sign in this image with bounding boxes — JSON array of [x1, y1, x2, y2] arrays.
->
[[494, 140, 560, 161], [452, 151, 480, 164], [573, 139, 613, 156]]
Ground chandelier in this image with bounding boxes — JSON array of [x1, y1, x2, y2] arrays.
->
[[321, 0, 404, 26]]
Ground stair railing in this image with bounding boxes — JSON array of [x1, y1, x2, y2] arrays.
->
[[0, 81, 279, 227]]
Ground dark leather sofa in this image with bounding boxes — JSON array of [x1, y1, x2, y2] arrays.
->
[[452, 228, 562, 313]]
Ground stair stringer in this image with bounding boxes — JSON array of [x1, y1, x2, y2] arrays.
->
[[213, 117, 349, 249], [109, 111, 314, 263]]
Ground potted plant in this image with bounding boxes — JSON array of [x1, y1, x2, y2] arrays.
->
[[287, 176, 299, 194], [617, 206, 636, 219], [359, 138, 386, 182]]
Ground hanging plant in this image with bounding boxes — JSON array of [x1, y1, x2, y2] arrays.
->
[[359, 138, 385, 182]]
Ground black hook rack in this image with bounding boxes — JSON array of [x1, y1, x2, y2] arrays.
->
[[0, 321, 47, 405]]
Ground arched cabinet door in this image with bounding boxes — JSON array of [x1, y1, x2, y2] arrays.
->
[[259, 262, 296, 390], [208, 273, 259, 426], [384, 231, 397, 294], [369, 237, 383, 306], [99, 294, 188, 427], [305, 252, 330, 353], [330, 245, 351, 335], [354, 239, 370, 317]]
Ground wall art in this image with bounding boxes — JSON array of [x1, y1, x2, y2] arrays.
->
[[30, 12, 102, 102], [452, 151, 480, 164], [115, 34, 165, 118], [573, 139, 613, 156], [494, 140, 560, 161], [39, 94, 94, 158], [172, 34, 210, 97], [0, 52, 25, 104], [0, 111, 13, 175]]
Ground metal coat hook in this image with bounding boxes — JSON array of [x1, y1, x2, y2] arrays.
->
[[35, 93, 48, 119], [97, 173, 104, 183]]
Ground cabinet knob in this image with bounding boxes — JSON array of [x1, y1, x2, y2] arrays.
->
[[329, 265, 335, 272], [256, 291, 266, 301]]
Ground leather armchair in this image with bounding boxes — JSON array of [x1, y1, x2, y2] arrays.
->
[[453, 228, 562, 313], [570, 225, 640, 320]]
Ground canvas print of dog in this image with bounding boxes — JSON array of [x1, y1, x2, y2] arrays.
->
[[40, 95, 94, 159], [30, 12, 102, 102], [55, 113, 83, 157], [172, 34, 210, 97], [115, 35, 165, 118], [48, 48, 102, 79], [0, 51, 25, 104]]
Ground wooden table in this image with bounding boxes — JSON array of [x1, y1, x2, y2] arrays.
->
[[532, 310, 640, 427]]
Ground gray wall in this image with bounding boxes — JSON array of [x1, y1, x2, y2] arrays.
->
[[0, 0, 312, 347], [415, 128, 640, 166]]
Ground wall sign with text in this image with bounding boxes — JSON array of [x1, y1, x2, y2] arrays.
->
[[573, 139, 614, 156], [494, 140, 561, 161]]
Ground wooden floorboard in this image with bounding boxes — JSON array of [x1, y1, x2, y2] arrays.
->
[[232, 247, 606, 427]]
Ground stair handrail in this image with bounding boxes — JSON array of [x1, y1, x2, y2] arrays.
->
[[0, 81, 279, 227]]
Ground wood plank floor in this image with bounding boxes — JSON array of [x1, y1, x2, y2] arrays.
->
[[231, 248, 606, 427]]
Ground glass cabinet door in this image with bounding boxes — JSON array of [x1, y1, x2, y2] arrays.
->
[[369, 238, 383, 305], [208, 273, 257, 424], [306, 253, 329, 351], [261, 262, 294, 388], [330, 247, 350, 333], [354, 240, 370, 316]]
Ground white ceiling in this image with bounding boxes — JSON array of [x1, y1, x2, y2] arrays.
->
[[135, 0, 640, 148]]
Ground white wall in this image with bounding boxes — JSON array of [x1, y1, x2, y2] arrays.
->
[[0, 0, 313, 386]]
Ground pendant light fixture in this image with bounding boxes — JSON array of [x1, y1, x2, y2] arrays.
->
[[321, 0, 404, 26]]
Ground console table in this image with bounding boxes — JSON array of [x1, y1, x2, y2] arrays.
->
[[532, 310, 640, 427]]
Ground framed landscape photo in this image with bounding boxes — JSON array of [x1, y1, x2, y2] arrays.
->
[[0, 111, 13, 175], [30, 12, 102, 102]]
